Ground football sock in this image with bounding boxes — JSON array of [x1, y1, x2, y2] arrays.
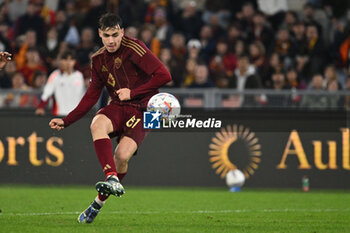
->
[[117, 172, 127, 181], [93, 138, 117, 177], [97, 173, 127, 202], [93, 197, 105, 210]]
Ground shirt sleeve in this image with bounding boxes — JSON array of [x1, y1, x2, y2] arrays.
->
[[62, 62, 103, 127], [128, 40, 172, 99]]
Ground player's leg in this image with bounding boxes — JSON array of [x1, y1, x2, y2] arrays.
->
[[95, 136, 137, 195], [78, 114, 124, 223], [114, 136, 138, 180]]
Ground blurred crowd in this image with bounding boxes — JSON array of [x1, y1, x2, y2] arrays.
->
[[1, 0, 350, 109]]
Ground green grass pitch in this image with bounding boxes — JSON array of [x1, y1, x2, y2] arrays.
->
[[0, 186, 349, 233]]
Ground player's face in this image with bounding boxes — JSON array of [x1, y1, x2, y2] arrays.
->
[[99, 27, 124, 53]]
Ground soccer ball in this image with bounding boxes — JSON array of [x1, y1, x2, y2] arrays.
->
[[225, 169, 245, 188], [147, 93, 181, 121]]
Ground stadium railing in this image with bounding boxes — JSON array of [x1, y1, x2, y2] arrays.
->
[[0, 88, 349, 110]]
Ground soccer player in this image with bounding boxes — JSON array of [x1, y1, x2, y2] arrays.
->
[[36, 51, 85, 116], [0, 52, 12, 69], [49, 13, 172, 223]]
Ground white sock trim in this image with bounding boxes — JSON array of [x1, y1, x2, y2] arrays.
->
[[95, 196, 106, 207]]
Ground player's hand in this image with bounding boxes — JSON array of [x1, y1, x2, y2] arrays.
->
[[35, 108, 45, 115], [49, 118, 65, 131], [116, 88, 131, 101], [0, 52, 12, 69]]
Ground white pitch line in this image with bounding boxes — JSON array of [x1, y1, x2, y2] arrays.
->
[[1, 208, 350, 216]]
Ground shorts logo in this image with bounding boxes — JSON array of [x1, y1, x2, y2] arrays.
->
[[114, 57, 122, 69], [143, 111, 161, 129]]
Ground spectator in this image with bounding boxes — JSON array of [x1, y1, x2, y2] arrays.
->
[[267, 71, 290, 107], [227, 23, 244, 53], [39, 27, 60, 73], [302, 24, 325, 82], [235, 2, 255, 32], [64, 17, 80, 47], [19, 47, 47, 86], [3, 72, 37, 108], [249, 11, 274, 49], [138, 24, 161, 57], [76, 27, 98, 69], [261, 52, 283, 87], [186, 39, 201, 60], [15, 29, 37, 69], [176, 1, 203, 40], [0, 60, 17, 88], [55, 10, 70, 42], [159, 48, 176, 87], [279, 10, 298, 35], [36, 51, 84, 116], [234, 39, 246, 58], [32, 70, 47, 90], [228, 54, 262, 106], [326, 79, 342, 108], [125, 26, 139, 38], [188, 63, 214, 88], [209, 38, 237, 86], [81, 0, 105, 44], [207, 14, 225, 40], [301, 3, 322, 35], [0, 22, 11, 53], [300, 74, 328, 109], [170, 32, 186, 86], [8, 0, 28, 23], [323, 64, 343, 88], [14, 1, 45, 44], [182, 58, 197, 87], [285, 67, 307, 90], [292, 21, 308, 65], [249, 40, 266, 74], [153, 7, 174, 48], [198, 25, 216, 62], [269, 28, 295, 67]]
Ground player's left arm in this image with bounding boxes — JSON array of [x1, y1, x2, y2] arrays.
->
[[124, 41, 172, 100]]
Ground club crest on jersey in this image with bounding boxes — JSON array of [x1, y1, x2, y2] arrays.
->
[[101, 65, 108, 72], [114, 57, 122, 69], [108, 73, 115, 87]]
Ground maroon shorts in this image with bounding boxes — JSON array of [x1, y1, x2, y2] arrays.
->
[[97, 104, 147, 147]]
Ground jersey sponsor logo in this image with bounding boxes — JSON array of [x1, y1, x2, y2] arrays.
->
[[114, 57, 122, 69], [121, 38, 146, 57], [108, 73, 115, 87], [143, 111, 161, 129], [101, 65, 108, 72]]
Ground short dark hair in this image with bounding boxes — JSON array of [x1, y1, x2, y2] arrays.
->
[[98, 13, 123, 30], [60, 50, 76, 59]]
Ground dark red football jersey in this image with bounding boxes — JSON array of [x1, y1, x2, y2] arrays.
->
[[63, 36, 171, 127]]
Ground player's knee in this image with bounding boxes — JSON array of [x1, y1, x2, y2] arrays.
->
[[90, 121, 101, 134], [90, 119, 108, 135], [114, 150, 131, 164]]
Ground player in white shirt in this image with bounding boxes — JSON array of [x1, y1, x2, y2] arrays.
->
[[36, 51, 85, 116]]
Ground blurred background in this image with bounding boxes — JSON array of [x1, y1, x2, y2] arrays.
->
[[0, 0, 350, 189]]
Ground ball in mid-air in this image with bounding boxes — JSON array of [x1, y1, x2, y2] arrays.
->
[[147, 92, 181, 121]]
